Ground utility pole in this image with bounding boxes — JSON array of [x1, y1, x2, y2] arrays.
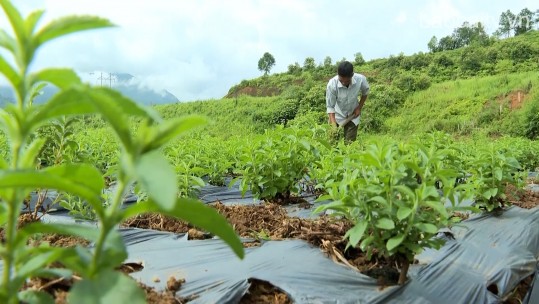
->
[[103, 72, 115, 88], [90, 72, 115, 87]]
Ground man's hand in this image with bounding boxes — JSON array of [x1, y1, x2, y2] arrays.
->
[[353, 106, 362, 118]]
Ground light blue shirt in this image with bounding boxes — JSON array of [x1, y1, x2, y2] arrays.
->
[[326, 73, 370, 126]]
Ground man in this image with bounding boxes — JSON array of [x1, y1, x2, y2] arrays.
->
[[326, 61, 370, 143]]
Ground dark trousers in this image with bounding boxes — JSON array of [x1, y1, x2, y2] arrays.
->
[[343, 121, 358, 143]]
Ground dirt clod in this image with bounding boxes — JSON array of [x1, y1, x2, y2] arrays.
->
[[239, 279, 291, 304], [166, 276, 185, 292]]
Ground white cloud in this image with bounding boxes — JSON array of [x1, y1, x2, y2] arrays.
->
[[418, 0, 463, 30], [0, 0, 537, 101], [395, 11, 408, 24]]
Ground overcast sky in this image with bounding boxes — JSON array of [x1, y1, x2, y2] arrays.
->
[[0, 0, 537, 101]]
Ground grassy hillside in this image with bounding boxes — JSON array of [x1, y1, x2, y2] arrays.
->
[[71, 31, 539, 141], [214, 30, 539, 138], [385, 71, 539, 137]]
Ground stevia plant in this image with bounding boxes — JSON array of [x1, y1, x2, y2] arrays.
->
[[235, 126, 321, 201], [316, 139, 471, 285], [0, 2, 243, 303], [468, 144, 526, 212]]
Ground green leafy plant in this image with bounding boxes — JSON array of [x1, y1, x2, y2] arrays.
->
[[315, 139, 470, 285], [468, 144, 525, 212], [234, 126, 320, 201], [0, 2, 243, 303], [58, 192, 100, 221]]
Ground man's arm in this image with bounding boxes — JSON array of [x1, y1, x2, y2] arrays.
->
[[353, 76, 370, 117], [353, 94, 368, 117], [326, 80, 337, 126], [328, 112, 337, 125]]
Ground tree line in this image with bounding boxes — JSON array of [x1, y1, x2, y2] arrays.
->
[[428, 7, 539, 52]]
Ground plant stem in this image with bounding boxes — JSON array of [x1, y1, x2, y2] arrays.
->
[[2, 191, 23, 304], [398, 257, 410, 285], [90, 179, 127, 276]]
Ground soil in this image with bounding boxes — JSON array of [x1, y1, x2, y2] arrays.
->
[[239, 279, 291, 304], [23, 274, 186, 304], [263, 194, 310, 206], [123, 202, 401, 286], [502, 274, 534, 304], [494, 90, 528, 110], [506, 185, 539, 209]]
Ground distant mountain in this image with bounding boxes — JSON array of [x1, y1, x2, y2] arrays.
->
[[0, 72, 179, 106]]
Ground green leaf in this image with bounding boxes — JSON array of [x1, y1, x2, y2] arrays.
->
[[27, 87, 97, 127], [18, 290, 54, 304], [0, 164, 104, 211], [397, 206, 413, 221], [29, 87, 158, 150], [0, 29, 16, 52], [34, 15, 115, 47], [97, 230, 127, 270], [414, 222, 438, 234], [0, 55, 21, 88], [0, 1, 26, 43], [375, 218, 395, 230], [482, 188, 498, 199], [344, 221, 367, 247], [123, 198, 244, 259], [135, 150, 177, 211], [14, 248, 72, 284], [394, 185, 415, 200], [493, 167, 503, 181], [68, 270, 146, 304], [30, 68, 82, 89], [423, 200, 449, 218], [20, 138, 46, 168], [25, 10, 45, 36], [142, 116, 207, 153], [359, 235, 375, 251], [369, 196, 388, 205], [386, 234, 405, 252]]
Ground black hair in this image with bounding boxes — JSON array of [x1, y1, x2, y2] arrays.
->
[[337, 61, 354, 77]]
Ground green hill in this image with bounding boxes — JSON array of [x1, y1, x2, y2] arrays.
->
[[155, 30, 539, 139]]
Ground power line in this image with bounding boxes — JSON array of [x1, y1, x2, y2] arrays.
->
[[89, 72, 116, 88]]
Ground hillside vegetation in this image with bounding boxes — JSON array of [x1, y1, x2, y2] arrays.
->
[[156, 30, 539, 139]]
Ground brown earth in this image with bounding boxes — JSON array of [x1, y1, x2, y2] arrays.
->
[[494, 90, 529, 110], [239, 279, 291, 304], [506, 184, 539, 209], [123, 202, 400, 286], [23, 274, 186, 304]]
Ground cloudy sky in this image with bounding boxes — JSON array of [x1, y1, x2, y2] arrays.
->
[[0, 0, 537, 101]]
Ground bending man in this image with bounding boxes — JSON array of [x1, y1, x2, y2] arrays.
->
[[326, 61, 370, 143]]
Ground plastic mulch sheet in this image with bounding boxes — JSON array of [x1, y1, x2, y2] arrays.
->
[[122, 229, 392, 303], [12, 177, 539, 303]]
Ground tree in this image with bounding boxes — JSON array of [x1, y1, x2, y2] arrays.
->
[[258, 52, 276, 75], [437, 36, 456, 51], [303, 57, 316, 70], [287, 62, 302, 74], [497, 10, 516, 38], [354, 52, 365, 66], [428, 36, 438, 52], [452, 22, 489, 48], [323, 56, 332, 67], [514, 8, 535, 35]]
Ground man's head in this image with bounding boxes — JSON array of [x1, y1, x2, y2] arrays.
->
[[337, 61, 354, 86]]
